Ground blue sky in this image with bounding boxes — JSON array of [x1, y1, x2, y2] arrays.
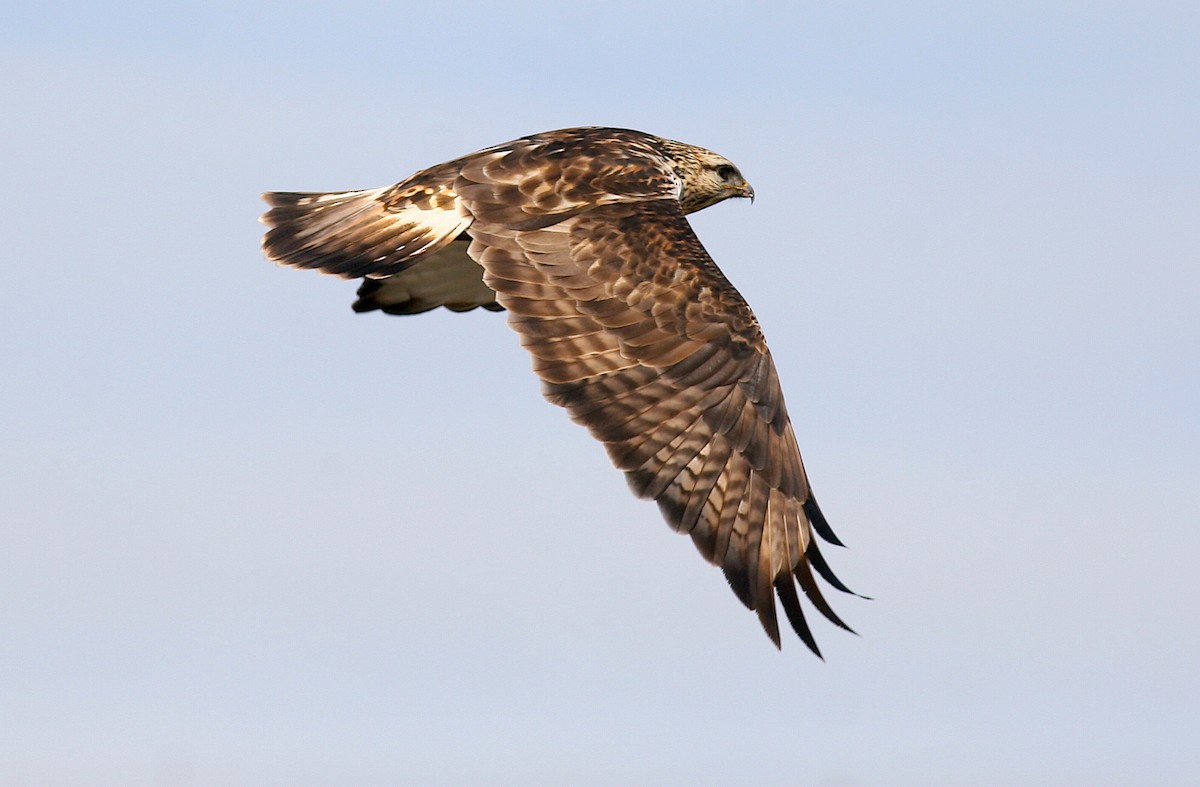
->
[[2, 3, 1197, 784]]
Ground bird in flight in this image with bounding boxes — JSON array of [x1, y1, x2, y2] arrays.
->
[[261, 126, 860, 655]]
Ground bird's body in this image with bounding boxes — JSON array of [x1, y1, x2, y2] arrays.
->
[[261, 126, 858, 655]]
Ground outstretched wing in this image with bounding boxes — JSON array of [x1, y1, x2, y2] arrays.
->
[[459, 172, 855, 652]]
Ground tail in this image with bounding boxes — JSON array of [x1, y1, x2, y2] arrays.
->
[[260, 183, 472, 279]]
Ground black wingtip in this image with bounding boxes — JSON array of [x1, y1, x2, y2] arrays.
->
[[806, 539, 871, 599], [795, 560, 857, 635], [722, 564, 755, 610], [773, 575, 824, 658], [804, 495, 845, 547], [757, 603, 783, 650]]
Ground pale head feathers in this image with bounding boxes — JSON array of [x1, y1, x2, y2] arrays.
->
[[656, 136, 755, 214]]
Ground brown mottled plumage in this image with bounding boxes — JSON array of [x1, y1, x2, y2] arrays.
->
[[261, 126, 860, 655]]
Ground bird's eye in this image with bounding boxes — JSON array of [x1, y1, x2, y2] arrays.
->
[[716, 165, 737, 181]]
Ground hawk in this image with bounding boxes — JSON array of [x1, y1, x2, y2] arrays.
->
[[261, 126, 860, 655]]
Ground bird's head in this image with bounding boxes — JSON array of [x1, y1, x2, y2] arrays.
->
[[659, 139, 755, 214]]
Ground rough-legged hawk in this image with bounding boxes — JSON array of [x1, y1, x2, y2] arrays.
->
[[261, 126, 861, 655]]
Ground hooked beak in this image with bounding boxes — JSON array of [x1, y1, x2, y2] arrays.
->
[[725, 181, 755, 203]]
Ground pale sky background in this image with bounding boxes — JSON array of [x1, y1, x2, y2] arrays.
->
[[2, 2, 1197, 785]]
